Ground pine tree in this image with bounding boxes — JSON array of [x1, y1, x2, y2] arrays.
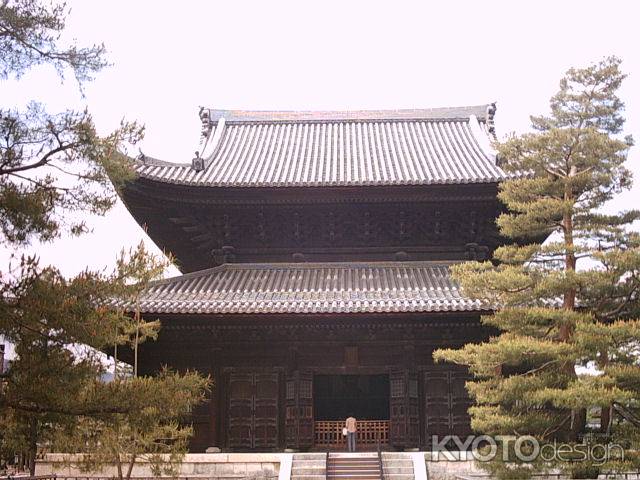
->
[[1, 0, 143, 244], [0, 1, 210, 475], [0, 244, 182, 475], [56, 369, 210, 480], [434, 57, 640, 479]]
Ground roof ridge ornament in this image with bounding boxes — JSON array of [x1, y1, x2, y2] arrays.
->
[[192, 150, 203, 171], [198, 106, 213, 139], [486, 102, 497, 138], [192, 114, 226, 172], [193, 107, 211, 171]]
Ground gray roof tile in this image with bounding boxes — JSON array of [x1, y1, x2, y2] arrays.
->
[[133, 105, 512, 188], [120, 262, 488, 315]]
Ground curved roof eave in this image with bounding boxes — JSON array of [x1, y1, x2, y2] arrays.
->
[[112, 260, 493, 315]]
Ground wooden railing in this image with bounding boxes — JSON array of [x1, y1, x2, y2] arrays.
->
[[314, 420, 389, 448]]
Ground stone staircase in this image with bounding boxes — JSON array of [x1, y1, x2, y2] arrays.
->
[[327, 452, 382, 480], [290, 452, 326, 480], [290, 451, 417, 480], [381, 452, 415, 480]]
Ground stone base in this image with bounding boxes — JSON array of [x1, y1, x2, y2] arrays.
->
[[37, 453, 281, 479]]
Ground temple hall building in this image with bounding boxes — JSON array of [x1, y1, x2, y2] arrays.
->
[[117, 104, 512, 452]]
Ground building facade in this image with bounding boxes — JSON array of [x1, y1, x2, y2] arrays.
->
[[118, 105, 510, 452]]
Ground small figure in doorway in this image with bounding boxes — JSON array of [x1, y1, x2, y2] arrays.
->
[[345, 415, 357, 452]]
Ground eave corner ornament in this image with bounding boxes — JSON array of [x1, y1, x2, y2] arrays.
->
[[192, 150, 204, 172]]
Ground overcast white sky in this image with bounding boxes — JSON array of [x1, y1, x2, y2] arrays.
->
[[1, 0, 639, 280]]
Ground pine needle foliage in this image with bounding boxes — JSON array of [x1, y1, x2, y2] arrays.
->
[[0, 1, 210, 476], [1, 0, 144, 245], [434, 57, 640, 479]]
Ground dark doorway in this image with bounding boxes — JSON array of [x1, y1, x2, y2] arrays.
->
[[313, 374, 390, 421]]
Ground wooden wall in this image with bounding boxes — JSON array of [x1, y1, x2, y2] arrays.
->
[[133, 312, 491, 451]]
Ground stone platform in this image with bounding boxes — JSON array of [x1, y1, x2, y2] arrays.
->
[[36, 451, 491, 480], [37, 453, 282, 480]]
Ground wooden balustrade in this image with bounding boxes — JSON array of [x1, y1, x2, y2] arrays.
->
[[314, 420, 389, 448]]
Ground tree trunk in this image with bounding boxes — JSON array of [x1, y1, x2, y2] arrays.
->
[[116, 452, 123, 480], [125, 454, 136, 480], [114, 324, 119, 381], [599, 349, 611, 433], [562, 180, 585, 441], [600, 405, 611, 434], [134, 303, 140, 378], [28, 417, 37, 476]]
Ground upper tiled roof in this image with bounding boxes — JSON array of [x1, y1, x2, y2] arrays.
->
[[119, 262, 488, 315], [133, 104, 513, 188]]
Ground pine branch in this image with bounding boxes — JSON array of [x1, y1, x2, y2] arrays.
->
[[0, 140, 81, 174]]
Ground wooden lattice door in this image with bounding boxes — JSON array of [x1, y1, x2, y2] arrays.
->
[[285, 370, 314, 450], [424, 368, 472, 447], [423, 370, 451, 444], [227, 370, 280, 450], [450, 370, 473, 437], [389, 370, 419, 448], [227, 371, 253, 449]]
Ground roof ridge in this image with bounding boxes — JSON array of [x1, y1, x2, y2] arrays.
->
[[203, 105, 492, 124]]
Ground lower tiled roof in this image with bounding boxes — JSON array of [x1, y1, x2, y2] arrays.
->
[[122, 262, 487, 315]]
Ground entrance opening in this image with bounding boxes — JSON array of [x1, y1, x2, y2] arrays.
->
[[313, 374, 390, 420]]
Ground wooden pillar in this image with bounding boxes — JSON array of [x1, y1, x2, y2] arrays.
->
[[209, 347, 221, 449]]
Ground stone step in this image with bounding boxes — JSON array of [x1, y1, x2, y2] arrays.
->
[[328, 471, 381, 476], [327, 476, 381, 480], [329, 467, 380, 470], [292, 459, 326, 466], [330, 452, 379, 458], [381, 453, 413, 459], [383, 475, 414, 480], [292, 467, 327, 474], [327, 451, 383, 480], [291, 451, 328, 480], [331, 456, 379, 460], [383, 462, 413, 468], [293, 453, 327, 460], [329, 467, 381, 472], [330, 459, 380, 463], [329, 464, 381, 469], [382, 466, 414, 474]]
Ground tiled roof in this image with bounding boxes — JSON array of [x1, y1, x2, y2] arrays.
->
[[133, 104, 512, 187], [121, 262, 488, 315]]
